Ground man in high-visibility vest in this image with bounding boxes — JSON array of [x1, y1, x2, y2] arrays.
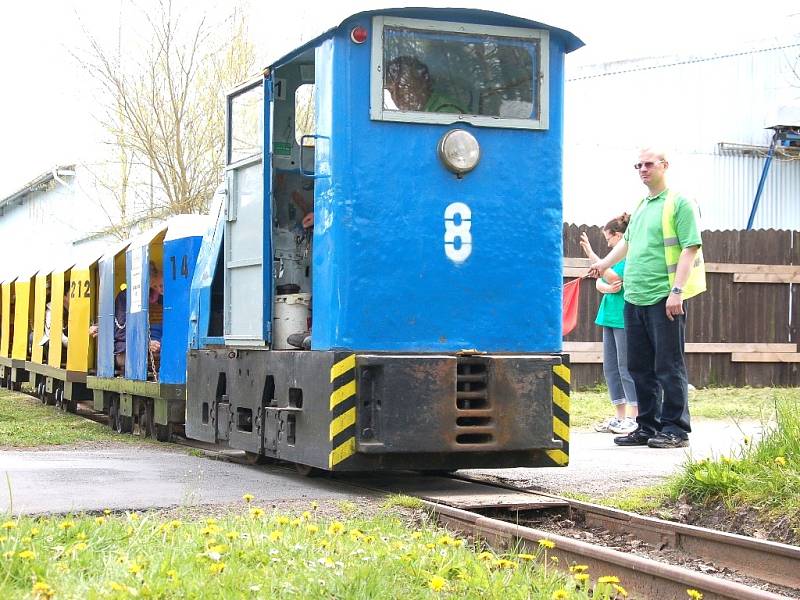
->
[[589, 148, 705, 449]]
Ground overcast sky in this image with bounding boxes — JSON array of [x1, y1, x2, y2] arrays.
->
[[1, 0, 796, 198]]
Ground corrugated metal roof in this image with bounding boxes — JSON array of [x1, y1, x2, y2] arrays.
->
[[0, 166, 75, 213]]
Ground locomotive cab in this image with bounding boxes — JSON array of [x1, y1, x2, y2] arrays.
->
[[188, 8, 582, 472]]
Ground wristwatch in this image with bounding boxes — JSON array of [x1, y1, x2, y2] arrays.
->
[[670, 286, 683, 295]]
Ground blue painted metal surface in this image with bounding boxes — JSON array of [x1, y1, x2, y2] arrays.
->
[[189, 197, 225, 350], [96, 256, 116, 377], [262, 75, 274, 342], [160, 232, 204, 384], [125, 238, 156, 381], [310, 13, 574, 353]]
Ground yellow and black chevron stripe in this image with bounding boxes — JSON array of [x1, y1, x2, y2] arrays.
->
[[329, 353, 357, 469], [546, 358, 570, 466]]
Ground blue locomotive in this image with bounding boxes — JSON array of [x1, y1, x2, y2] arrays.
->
[[0, 8, 580, 474]]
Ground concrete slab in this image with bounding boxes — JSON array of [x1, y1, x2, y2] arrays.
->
[[464, 419, 765, 497], [0, 445, 365, 516]]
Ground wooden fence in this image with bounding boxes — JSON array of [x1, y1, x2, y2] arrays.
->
[[563, 225, 800, 388]]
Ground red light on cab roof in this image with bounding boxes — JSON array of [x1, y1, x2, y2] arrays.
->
[[350, 26, 368, 44]]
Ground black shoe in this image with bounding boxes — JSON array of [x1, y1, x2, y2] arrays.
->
[[647, 432, 689, 448], [613, 428, 652, 446]]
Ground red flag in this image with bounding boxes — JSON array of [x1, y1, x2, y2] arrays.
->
[[562, 278, 582, 336]]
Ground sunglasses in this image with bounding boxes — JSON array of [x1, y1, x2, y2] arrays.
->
[[634, 160, 664, 170]]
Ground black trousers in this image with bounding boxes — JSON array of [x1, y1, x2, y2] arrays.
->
[[624, 298, 691, 439]]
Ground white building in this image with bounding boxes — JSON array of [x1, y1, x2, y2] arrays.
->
[[563, 35, 800, 230], [0, 166, 115, 279]]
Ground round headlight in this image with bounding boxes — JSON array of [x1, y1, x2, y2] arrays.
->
[[438, 129, 480, 175]]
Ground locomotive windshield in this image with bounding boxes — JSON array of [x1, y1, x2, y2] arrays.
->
[[372, 17, 549, 129]]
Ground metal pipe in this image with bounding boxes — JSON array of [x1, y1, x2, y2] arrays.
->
[[746, 132, 778, 230]]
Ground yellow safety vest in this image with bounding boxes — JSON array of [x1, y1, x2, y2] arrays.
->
[[662, 190, 706, 300]]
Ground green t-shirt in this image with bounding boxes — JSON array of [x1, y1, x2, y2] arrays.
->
[[424, 92, 466, 114], [595, 259, 626, 329], [623, 189, 703, 306]]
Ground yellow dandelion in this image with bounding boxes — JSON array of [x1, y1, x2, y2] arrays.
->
[[73, 542, 89, 552], [425, 543, 436, 550], [775, 456, 787, 466], [225, 531, 240, 540], [209, 562, 226, 575], [349, 529, 364, 539], [552, 591, 569, 600], [411, 531, 423, 539], [550, 555, 559, 564], [477, 551, 494, 561], [517, 553, 536, 561], [269, 531, 283, 542], [362, 535, 375, 543], [277, 516, 290, 526], [170, 520, 182, 529], [95, 516, 106, 525], [17, 550, 35, 560], [128, 562, 144, 575], [327, 521, 345, 535], [0, 536, 5, 543], [429, 575, 446, 592], [206, 518, 218, 525], [30, 527, 40, 536], [32, 581, 55, 599], [598, 576, 620, 584], [250, 507, 265, 518], [437, 535, 454, 546], [209, 544, 228, 554], [538, 538, 555, 549], [687, 590, 704, 600], [167, 569, 179, 580], [58, 520, 75, 531], [494, 559, 518, 570], [1, 521, 16, 530], [291, 518, 302, 527], [613, 583, 629, 597], [319, 539, 330, 549], [310, 501, 319, 510], [307, 524, 320, 534], [129, 513, 140, 521], [109, 582, 126, 592], [103, 509, 112, 515], [55, 561, 69, 573], [77, 532, 87, 541], [243, 493, 255, 503], [301, 511, 312, 520], [574, 573, 590, 584], [570, 564, 589, 573]]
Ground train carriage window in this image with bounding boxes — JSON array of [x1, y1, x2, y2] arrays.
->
[[295, 84, 316, 146], [371, 17, 549, 130], [228, 83, 264, 164]]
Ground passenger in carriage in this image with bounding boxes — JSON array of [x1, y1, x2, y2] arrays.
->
[[38, 283, 70, 360], [112, 262, 164, 374]]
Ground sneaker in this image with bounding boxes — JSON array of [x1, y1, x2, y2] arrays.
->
[[595, 417, 622, 433], [647, 432, 689, 449], [613, 428, 652, 446], [610, 417, 637, 434]]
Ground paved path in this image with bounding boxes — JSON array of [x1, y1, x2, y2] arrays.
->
[[0, 445, 365, 516], [464, 418, 764, 497], [0, 419, 764, 515]]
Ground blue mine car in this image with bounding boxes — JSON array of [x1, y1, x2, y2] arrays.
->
[[185, 8, 581, 473]]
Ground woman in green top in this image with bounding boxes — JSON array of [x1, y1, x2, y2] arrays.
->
[[580, 214, 638, 434]]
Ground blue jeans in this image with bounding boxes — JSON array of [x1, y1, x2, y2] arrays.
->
[[602, 327, 638, 407], [624, 298, 691, 439]]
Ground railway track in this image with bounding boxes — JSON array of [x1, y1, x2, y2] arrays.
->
[[22, 393, 800, 599]]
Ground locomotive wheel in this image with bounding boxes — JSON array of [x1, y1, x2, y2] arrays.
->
[[38, 383, 46, 404], [154, 423, 171, 443], [54, 389, 64, 411], [294, 463, 322, 477], [244, 452, 268, 465]]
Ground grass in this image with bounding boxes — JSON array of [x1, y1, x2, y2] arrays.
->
[[666, 394, 800, 535], [0, 502, 640, 600], [571, 385, 798, 429], [0, 389, 134, 447]]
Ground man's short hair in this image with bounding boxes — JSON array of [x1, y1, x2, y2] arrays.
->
[[639, 146, 668, 162], [386, 55, 431, 88]]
